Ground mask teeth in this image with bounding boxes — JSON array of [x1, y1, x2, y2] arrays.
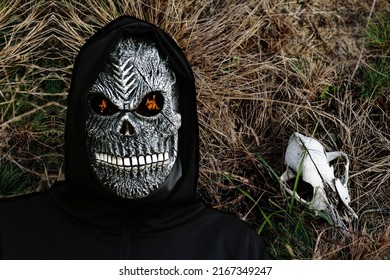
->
[[95, 152, 170, 169]]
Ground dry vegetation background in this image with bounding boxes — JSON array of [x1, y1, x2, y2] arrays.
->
[[0, 0, 389, 259]]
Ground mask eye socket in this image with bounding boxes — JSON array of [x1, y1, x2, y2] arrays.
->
[[90, 93, 119, 116], [135, 91, 164, 117]]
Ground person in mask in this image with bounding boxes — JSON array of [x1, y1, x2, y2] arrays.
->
[[0, 16, 270, 259]]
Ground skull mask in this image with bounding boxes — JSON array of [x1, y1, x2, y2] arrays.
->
[[280, 132, 358, 228], [84, 38, 181, 199]]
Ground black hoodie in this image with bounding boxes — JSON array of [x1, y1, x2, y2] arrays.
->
[[0, 16, 270, 259]]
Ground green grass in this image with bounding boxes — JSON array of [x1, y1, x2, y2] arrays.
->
[[358, 13, 390, 98], [247, 153, 317, 259], [365, 14, 390, 54], [240, 180, 317, 259], [359, 58, 389, 98]]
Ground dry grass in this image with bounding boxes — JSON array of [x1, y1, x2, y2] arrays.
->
[[0, 0, 389, 259]]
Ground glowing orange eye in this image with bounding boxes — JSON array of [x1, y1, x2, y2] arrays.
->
[[136, 91, 164, 117], [145, 95, 160, 111], [99, 99, 108, 113], [90, 94, 119, 115]]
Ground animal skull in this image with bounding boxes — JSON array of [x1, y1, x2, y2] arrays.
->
[[280, 132, 358, 228]]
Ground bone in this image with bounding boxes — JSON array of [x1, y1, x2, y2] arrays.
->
[[280, 132, 357, 228]]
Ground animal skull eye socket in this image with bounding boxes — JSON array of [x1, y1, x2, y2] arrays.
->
[[90, 93, 119, 116], [135, 91, 164, 117]]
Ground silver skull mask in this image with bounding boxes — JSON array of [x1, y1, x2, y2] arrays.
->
[[84, 38, 181, 199]]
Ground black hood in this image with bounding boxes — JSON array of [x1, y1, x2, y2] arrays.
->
[[62, 16, 199, 205]]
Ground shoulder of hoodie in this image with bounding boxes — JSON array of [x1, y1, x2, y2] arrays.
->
[[196, 205, 271, 259], [198, 205, 260, 238]]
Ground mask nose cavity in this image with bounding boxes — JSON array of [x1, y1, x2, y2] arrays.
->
[[119, 119, 135, 136]]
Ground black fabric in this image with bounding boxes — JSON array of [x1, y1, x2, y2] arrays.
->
[[0, 16, 270, 260]]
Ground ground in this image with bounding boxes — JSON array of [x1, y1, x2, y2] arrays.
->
[[0, 0, 389, 259]]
